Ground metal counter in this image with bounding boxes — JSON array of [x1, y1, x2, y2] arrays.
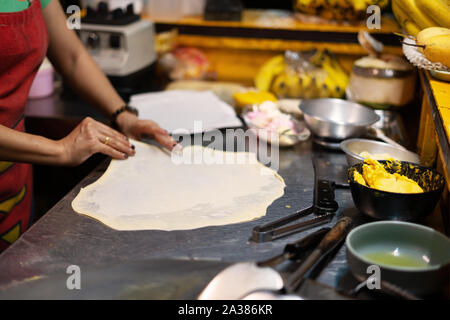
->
[[0, 94, 387, 299]]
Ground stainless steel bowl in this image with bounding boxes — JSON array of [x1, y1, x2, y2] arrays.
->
[[340, 138, 421, 166], [299, 99, 380, 140]]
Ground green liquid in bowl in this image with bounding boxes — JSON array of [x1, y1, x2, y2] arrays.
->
[[363, 251, 429, 268]]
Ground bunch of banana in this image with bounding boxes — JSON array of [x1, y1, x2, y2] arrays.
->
[[293, 0, 390, 22], [392, 0, 450, 35], [255, 50, 349, 99]]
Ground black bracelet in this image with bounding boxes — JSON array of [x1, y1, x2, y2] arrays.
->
[[111, 105, 139, 124]]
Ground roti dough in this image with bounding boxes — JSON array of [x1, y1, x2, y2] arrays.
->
[[72, 141, 285, 231]]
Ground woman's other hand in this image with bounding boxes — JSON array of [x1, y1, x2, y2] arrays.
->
[[57, 117, 135, 166], [115, 112, 177, 150]]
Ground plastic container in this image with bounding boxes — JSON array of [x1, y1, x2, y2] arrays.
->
[[29, 58, 54, 99]]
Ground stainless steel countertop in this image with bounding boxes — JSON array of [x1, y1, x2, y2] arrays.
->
[[0, 93, 401, 299]]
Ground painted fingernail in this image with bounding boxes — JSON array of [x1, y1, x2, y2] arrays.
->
[[124, 153, 128, 159], [131, 144, 135, 150]]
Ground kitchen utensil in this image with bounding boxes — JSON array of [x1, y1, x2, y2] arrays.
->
[[252, 154, 341, 243], [340, 138, 421, 167], [284, 217, 353, 292], [239, 217, 353, 299], [369, 109, 410, 147], [348, 274, 421, 300], [198, 228, 329, 300], [251, 179, 337, 242], [367, 127, 407, 150], [299, 98, 380, 140], [348, 160, 444, 221], [346, 221, 450, 296]]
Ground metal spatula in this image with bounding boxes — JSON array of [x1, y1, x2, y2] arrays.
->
[[198, 228, 329, 300], [199, 217, 353, 300]]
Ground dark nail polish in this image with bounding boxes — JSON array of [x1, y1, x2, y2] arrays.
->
[[124, 153, 128, 159], [131, 144, 135, 150]]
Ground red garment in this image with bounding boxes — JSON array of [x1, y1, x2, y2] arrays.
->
[[0, 0, 48, 251]]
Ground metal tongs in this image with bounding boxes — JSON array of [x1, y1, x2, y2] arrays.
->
[[251, 155, 348, 242]]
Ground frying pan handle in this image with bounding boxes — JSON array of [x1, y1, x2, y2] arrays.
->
[[369, 127, 407, 151], [317, 217, 353, 253]]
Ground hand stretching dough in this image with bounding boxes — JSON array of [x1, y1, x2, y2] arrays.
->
[[72, 141, 285, 231]]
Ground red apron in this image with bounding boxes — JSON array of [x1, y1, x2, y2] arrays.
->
[[0, 0, 49, 251]]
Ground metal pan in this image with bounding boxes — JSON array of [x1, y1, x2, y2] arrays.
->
[[299, 99, 380, 140], [340, 138, 421, 167]]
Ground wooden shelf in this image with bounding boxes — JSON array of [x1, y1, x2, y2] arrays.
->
[[148, 10, 401, 54], [149, 9, 400, 33]]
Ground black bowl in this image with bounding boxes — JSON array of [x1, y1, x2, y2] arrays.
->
[[348, 161, 445, 222]]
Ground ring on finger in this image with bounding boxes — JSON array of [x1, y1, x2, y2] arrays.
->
[[104, 136, 110, 145]]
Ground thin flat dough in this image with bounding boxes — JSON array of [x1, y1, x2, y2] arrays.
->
[[72, 141, 285, 231]]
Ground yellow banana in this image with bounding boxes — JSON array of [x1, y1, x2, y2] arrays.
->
[[423, 34, 450, 68], [321, 62, 347, 97], [310, 69, 332, 98], [395, 0, 437, 29], [417, 27, 450, 46], [392, 0, 408, 25], [271, 73, 290, 98], [311, 50, 349, 95], [325, 73, 343, 98], [254, 55, 286, 92], [392, 0, 421, 36], [416, 0, 450, 28], [299, 73, 318, 99], [404, 19, 421, 36]]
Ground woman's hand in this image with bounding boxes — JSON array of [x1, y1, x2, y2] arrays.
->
[[115, 112, 177, 150], [57, 117, 136, 166]]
